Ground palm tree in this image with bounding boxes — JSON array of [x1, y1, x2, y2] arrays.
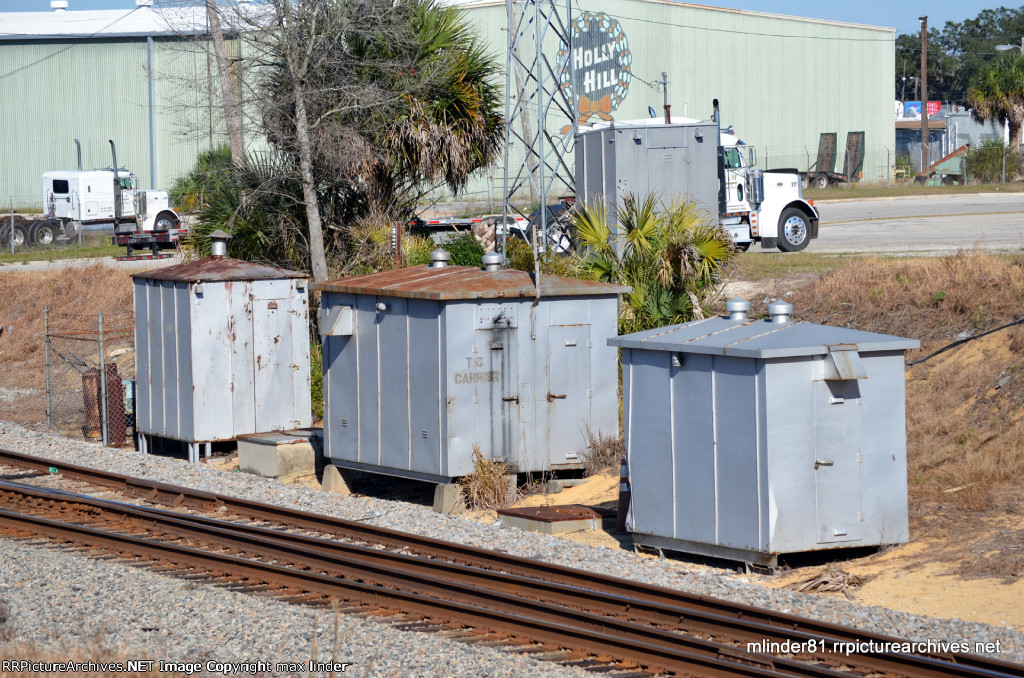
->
[[217, 0, 504, 276], [573, 194, 733, 334], [968, 52, 1024, 146]]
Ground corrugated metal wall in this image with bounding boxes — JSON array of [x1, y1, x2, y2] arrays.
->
[[0, 2, 893, 210], [0, 35, 234, 209], [462, 0, 895, 197]]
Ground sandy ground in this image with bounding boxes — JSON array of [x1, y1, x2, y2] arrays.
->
[[459, 472, 1024, 631]]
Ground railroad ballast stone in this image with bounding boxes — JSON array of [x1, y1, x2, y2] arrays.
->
[[0, 420, 1021, 668]]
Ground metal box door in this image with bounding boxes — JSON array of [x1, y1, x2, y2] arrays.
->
[[813, 380, 863, 543], [546, 325, 591, 465], [252, 282, 296, 432]]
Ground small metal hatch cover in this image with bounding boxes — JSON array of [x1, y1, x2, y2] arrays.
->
[[824, 344, 866, 381], [320, 305, 354, 336]]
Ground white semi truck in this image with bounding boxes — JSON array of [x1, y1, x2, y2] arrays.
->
[[5, 140, 186, 254], [575, 101, 819, 252]]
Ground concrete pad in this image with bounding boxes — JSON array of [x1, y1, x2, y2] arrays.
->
[[237, 428, 322, 481], [433, 483, 466, 515], [321, 464, 353, 496], [497, 505, 602, 535]]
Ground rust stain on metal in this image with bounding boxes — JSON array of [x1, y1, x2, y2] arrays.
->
[[312, 266, 629, 300], [498, 504, 601, 523], [132, 256, 308, 283]]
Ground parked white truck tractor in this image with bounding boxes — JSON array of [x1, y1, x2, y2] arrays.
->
[[574, 100, 819, 252], [6, 140, 186, 254]]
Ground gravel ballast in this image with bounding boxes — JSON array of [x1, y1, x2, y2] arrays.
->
[[0, 420, 1021, 674]]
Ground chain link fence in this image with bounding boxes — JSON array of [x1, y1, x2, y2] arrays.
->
[[44, 308, 135, 447]]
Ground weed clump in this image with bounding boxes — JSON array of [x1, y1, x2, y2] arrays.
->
[[458, 446, 516, 510], [580, 429, 625, 476]]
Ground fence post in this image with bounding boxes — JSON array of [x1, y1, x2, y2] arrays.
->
[[44, 306, 52, 427], [98, 311, 108, 447]]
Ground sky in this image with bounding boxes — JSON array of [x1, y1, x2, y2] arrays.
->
[[0, 0, 1013, 35]]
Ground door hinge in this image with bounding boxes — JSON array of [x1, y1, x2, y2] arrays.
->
[[502, 395, 520, 403], [547, 393, 567, 401]]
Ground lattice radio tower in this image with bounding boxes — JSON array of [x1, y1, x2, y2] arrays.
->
[[501, 0, 575, 254]]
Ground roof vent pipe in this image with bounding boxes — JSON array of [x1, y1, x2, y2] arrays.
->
[[482, 251, 502, 272], [725, 297, 750, 321], [768, 300, 793, 324], [429, 249, 451, 268], [208, 229, 232, 258]]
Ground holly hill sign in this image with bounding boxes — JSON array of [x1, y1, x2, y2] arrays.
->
[[558, 11, 632, 130]]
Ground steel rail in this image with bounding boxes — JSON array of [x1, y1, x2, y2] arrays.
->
[[0, 481, 857, 677], [1, 448, 1021, 678], [3, 481, 1000, 678], [0, 505, 804, 678]]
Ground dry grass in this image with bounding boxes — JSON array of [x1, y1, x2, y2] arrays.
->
[[581, 429, 625, 476], [0, 264, 134, 393], [457, 446, 516, 510], [784, 566, 869, 600], [789, 251, 1024, 515]]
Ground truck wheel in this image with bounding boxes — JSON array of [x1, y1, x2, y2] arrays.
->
[[777, 208, 810, 252], [154, 211, 179, 231], [11, 224, 28, 248], [814, 173, 830, 189], [30, 221, 57, 246]]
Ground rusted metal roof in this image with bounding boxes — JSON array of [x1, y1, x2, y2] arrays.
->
[[497, 505, 603, 523], [132, 257, 308, 283], [311, 266, 628, 300]]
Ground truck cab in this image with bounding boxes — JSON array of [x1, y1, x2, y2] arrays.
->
[[575, 117, 819, 253], [718, 133, 819, 252]]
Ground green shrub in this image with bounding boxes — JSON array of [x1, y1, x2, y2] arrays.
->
[[505, 236, 588, 278], [403, 233, 435, 267], [310, 338, 324, 421], [965, 139, 1019, 183], [443, 232, 485, 267]]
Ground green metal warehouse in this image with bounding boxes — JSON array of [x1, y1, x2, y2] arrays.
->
[[0, 2, 894, 211]]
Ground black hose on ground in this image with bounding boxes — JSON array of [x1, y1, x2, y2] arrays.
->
[[905, 316, 1024, 366]]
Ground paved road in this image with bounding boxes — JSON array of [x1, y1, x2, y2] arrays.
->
[[805, 192, 1024, 255], [0, 253, 182, 274]]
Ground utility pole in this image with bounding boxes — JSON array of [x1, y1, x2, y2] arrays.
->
[[660, 72, 671, 123], [919, 15, 929, 179]]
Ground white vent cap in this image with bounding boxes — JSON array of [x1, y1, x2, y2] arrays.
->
[[208, 229, 232, 258], [429, 249, 451, 268], [768, 300, 793, 324], [482, 251, 502, 271], [50, 1, 68, 11], [725, 297, 750, 321]]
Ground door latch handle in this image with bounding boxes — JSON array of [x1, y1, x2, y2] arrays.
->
[[814, 459, 834, 469], [502, 395, 520, 403], [547, 393, 567, 401]]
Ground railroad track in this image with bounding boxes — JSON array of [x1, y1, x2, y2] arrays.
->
[[1, 448, 1022, 677]]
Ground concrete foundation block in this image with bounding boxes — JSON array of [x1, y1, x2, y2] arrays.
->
[[237, 429, 322, 481], [321, 464, 353, 496], [546, 477, 589, 494], [433, 483, 466, 515]]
